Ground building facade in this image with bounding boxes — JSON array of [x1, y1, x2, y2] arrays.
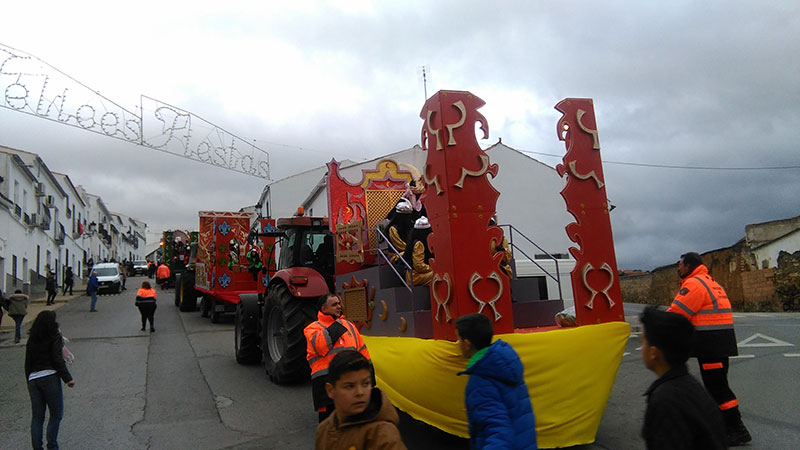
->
[[0, 146, 147, 295]]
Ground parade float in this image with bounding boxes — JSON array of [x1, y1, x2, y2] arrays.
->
[[238, 90, 629, 448]]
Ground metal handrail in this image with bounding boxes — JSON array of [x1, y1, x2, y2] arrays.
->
[[501, 223, 563, 302], [373, 227, 413, 292]]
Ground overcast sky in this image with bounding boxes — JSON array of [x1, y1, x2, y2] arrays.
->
[[1, 1, 798, 270]]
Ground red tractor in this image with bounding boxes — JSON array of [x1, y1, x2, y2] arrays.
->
[[234, 211, 335, 380]]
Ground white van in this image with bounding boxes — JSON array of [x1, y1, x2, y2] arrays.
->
[[91, 263, 123, 294]]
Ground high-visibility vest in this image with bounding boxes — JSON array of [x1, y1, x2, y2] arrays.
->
[[156, 264, 170, 279], [668, 264, 738, 357], [304, 312, 370, 380]]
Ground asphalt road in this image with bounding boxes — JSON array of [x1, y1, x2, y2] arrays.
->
[[1, 281, 798, 449]]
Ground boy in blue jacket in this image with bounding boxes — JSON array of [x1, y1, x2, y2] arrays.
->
[[456, 313, 537, 450]]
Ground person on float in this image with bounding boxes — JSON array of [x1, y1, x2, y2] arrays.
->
[[398, 163, 427, 222], [489, 216, 513, 279], [304, 293, 371, 423], [402, 216, 434, 286], [384, 199, 415, 264], [667, 251, 751, 446]]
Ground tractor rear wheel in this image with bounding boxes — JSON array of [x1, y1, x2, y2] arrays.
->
[[261, 284, 317, 384], [235, 294, 262, 365], [210, 300, 222, 323], [178, 272, 197, 312], [200, 295, 211, 318]]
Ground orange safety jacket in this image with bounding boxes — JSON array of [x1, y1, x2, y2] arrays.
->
[[668, 265, 738, 357], [304, 311, 371, 411], [156, 264, 170, 279], [136, 287, 157, 305], [305, 311, 370, 380]]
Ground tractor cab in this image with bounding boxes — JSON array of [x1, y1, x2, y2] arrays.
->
[[272, 210, 335, 290]]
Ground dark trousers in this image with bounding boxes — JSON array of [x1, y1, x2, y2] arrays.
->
[[28, 374, 64, 450], [138, 303, 157, 329], [698, 357, 741, 428], [62, 284, 73, 296], [46, 290, 56, 304]]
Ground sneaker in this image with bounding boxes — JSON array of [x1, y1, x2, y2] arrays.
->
[[728, 422, 752, 447], [14, 337, 20, 343], [150, 328, 155, 333], [141, 327, 146, 331]]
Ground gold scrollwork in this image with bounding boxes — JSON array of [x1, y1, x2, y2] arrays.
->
[[576, 109, 600, 150], [468, 272, 503, 321], [399, 317, 408, 332], [567, 160, 604, 189], [379, 300, 388, 321], [426, 110, 442, 150], [423, 163, 444, 195], [446, 100, 467, 146], [454, 154, 495, 188], [581, 262, 616, 310], [432, 272, 453, 323]]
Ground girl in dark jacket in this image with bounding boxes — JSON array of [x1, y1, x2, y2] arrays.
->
[[25, 310, 75, 450]]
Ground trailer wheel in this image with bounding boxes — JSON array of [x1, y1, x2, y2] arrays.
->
[[174, 274, 182, 307], [262, 284, 317, 384], [179, 272, 197, 312], [200, 295, 211, 318], [210, 300, 222, 323], [235, 294, 262, 365]]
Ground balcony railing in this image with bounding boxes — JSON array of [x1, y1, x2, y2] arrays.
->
[[14, 204, 21, 217]]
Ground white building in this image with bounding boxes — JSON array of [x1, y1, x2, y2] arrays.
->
[[0, 145, 148, 294], [257, 142, 577, 306]]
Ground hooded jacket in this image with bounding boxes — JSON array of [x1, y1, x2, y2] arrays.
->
[[458, 339, 537, 450], [7, 292, 30, 316], [315, 387, 406, 450]]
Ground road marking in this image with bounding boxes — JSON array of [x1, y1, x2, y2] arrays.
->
[[784, 353, 800, 358], [738, 333, 795, 348], [635, 346, 642, 351], [623, 352, 630, 357], [731, 354, 755, 359]]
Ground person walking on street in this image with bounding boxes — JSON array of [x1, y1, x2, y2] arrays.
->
[[156, 262, 170, 289], [455, 313, 538, 450], [45, 272, 57, 306], [62, 267, 74, 296], [25, 310, 75, 450], [87, 271, 99, 312], [135, 280, 157, 332], [305, 293, 371, 423], [640, 306, 726, 450], [8, 289, 30, 343], [668, 251, 751, 446]]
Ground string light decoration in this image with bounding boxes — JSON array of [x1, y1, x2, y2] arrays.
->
[[0, 43, 270, 179]]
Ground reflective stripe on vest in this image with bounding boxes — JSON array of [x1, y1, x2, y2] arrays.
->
[[690, 276, 734, 331]]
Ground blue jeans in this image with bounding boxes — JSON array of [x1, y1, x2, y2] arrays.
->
[[90, 291, 98, 310], [11, 314, 24, 341], [28, 374, 64, 450]]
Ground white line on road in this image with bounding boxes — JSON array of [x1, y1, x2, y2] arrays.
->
[[731, 355, 755, 359], [623, 352, 630, 357], [635, 346, 642, 351], [784, 353, 800, 358]]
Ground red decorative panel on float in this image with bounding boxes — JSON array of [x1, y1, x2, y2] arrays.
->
[[420, 90, 513, 339], [327, 159, 416, 276], [555, 98, 624, 325]]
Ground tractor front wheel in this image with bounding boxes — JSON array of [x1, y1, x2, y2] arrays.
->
[[261, 284, 317, 384]]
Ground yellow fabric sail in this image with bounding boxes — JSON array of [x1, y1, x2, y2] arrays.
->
[[363, 321, 630, 448]]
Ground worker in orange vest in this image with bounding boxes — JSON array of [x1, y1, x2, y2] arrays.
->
[[156, 262, 171, 289], [667, 252, 751, 447], [304, 293, 370, 423]]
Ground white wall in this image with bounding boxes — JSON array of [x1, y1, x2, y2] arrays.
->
[[752, 230, 800, 268]]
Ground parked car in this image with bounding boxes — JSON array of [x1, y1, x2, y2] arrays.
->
[[91, 263, 123, 294], [133, 260, 149, 276]]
